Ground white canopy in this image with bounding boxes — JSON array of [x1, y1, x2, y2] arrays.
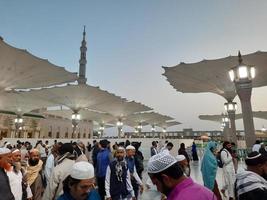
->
[[24, 84, 125, 112], [199, 113, 244, 123], [0, 90, 56, 114], [126, 112, 176, 126], [45, 109, 115, 124], [163, 51, 267, 101], [156, 121, 181, 128], [0, 38, 77, 90], [93, 100, 152, 118]]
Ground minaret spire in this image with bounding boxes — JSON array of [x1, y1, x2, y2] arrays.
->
[[78, 25, 87, 84]]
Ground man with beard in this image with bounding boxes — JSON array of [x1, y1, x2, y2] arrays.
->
[[58, 161, 100, 200], [235, 151, 267, 200], [125, 145, 143, 199], [221, 141, 235, 200], [26, 148, 44, 200], [0, 147, 14, 200], [105, 146, 135, 200], [148, 152, 215, 200], [7, 149, 33, 200]]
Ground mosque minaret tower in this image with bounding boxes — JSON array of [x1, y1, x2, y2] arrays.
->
[[78, 26, 87, 84]]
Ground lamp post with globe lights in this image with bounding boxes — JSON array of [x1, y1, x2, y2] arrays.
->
[[229, 51, 256, 148], [151, 124, 156, 138], [117, 119, 123, 138], [222, 114, 232, 141], [99, 124, 105, 138], [224, 101, 238, 144], [71, 112, 81, 138], [14, 116, 23, 137], [137, 122, 142, 133]]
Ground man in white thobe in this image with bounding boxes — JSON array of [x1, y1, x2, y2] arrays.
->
[[221, 141, 235, 200]]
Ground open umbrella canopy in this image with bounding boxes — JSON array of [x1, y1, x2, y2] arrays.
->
[[24, 84, 125, 112], [45, 109, 115, 124], [0, 38, 77, 90], [156, 120, 181, 128], [126, 112, 177, 127], [252, 111, 267, 120], [163, 51, 267, 101], [93, 100, 152, 118], [198, 113, 262, 123], [0, 90, 56, 114]]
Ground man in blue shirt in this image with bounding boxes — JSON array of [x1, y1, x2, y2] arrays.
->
[[96, 140, 112, 200]]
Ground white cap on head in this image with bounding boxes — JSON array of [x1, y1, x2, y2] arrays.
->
[[12, 149, 20, 154], [147, 152, 177, 174], [117, 146, 125, 151], [0, 147, 11, 155], [70, 161, 94, 180], [126, 145, 135, 150], [176, 155, 186, 162], [4, 142, 11, 148]]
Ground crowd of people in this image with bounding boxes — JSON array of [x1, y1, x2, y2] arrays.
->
[[0, 139, 266, 200]]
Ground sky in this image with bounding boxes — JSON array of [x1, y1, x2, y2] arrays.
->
[[1, 0, 267, 133]]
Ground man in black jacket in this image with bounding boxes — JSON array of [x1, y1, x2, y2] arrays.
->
[[235, 151, 267, 200], [0, 147, 15, 200]]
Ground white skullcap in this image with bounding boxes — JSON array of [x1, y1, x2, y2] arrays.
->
[[0, 147, 11, 155], [4, 142, 11, 148], [176, 155, 186, 162], [147, 152, 177, 174], [126, 145, 135, 150], [117, 146, 125, 151], [12, 149, 20, 154], [70, 161, 94, 180]]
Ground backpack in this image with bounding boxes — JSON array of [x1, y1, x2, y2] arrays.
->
[[216, 148, 228, 168]]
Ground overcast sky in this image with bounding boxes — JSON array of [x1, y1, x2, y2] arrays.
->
[[1, 0, 267, 132]]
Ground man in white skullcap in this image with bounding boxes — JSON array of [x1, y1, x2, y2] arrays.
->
[[125, 145, 143, 199], [6, 149, 33, 200], [58, 161, 101, 200], [105, 146, 135, 200], [0, 147, 15, 199], [176, 155, 190, 177], [147, 152, 216, 200]]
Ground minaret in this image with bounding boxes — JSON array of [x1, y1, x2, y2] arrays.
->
[[78, 26, 87, 84]]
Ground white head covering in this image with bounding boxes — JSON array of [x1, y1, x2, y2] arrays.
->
[[70, 161, 94, 180], [126, 145, 135, 150], [147, 152, 177, 174], [176, 155, 186, 162], [12, 149, 20, 154], [0, 147, 11, 155], [4, 142, 11, 148], [117, 146, 125, 151]]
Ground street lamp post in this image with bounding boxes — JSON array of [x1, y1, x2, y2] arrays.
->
[[224, 101, 238, 144], [162, 128, 166, 139], [151, 124, 156, 138], [137, 122, 142, 133], [71, 112, 81, 138], [229, 51, 256, 148], [14, 116, 23, 138], [222, 114, 231, 141], [99, 124, 105, 138], [117, 119, 123, 138]]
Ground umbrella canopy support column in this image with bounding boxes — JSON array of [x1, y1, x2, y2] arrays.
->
[[236, 83, 256, 149], [227, 110, 237, 144]]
